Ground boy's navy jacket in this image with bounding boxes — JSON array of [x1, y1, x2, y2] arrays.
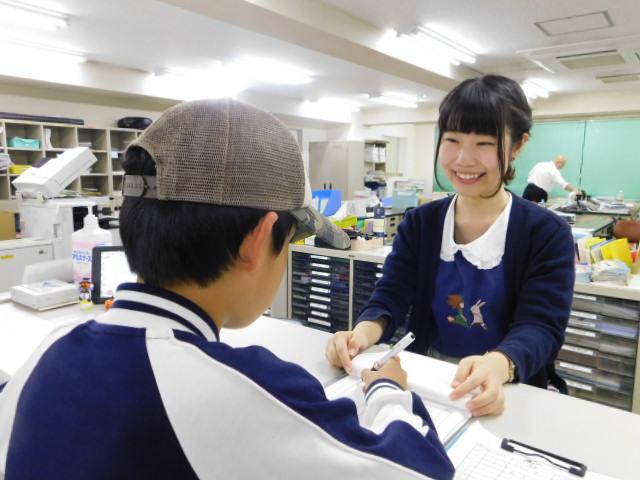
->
[[0, 283, 454, 480], [358, 194, 575, 389]]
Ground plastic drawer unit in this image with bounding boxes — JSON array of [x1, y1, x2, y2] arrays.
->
[[290, 251, 349, 332], [558, 291, 639, 411], [352, 260, 383, 321], [566, 379, 633, 411]]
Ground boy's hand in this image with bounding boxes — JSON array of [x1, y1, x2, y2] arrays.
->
[[362, 357, 408, 391], [449, 352, 509, 417], [325, 330, 370, 373]]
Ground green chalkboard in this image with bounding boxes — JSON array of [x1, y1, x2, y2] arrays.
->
[[511, 121, 585, 198], [580, 119, 640, 200]]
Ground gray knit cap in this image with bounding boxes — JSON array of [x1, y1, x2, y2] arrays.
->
[[122, 98, 350, 249]]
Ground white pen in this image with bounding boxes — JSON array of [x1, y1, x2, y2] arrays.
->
[[371, 332, 415, 371]]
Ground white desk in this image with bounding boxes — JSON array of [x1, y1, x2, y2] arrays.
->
[[1, 304, 639, 479]]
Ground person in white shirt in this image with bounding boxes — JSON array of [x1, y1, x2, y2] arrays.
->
[[522, 155, 581, 203]]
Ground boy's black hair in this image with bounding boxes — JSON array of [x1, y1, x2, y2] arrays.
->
[[119, 147, 296, 287], [434, 74, 533, 196]]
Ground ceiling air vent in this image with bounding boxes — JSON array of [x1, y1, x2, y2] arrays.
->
[[596, 73, 640, 83], [556, 49, 626, 69], [535, 11, 613, 36]]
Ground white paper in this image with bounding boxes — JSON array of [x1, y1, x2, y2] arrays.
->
[[326, 350, 472, 444], [448, 422, 620, 480]]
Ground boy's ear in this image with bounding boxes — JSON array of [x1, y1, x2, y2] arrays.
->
[[238, 212, 278, 273]]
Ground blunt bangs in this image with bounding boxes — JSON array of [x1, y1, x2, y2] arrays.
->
[[438, 80, 506, 138]]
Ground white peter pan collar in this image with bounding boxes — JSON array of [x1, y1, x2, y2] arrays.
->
[[440, 193, 512, 270]]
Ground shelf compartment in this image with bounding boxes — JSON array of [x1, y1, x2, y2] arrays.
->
[[6, 149, 44, 166], [5, 122, 42, 148], [110, 129, 137, 152], [89, 151, 109, 174], [43, 125, 76, 149], [80, 175, 110, 196], [78, 128, 108, 151]]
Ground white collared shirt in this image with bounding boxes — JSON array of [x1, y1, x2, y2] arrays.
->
[[440, 193, 512, 270], [527, 161, 568, 192]]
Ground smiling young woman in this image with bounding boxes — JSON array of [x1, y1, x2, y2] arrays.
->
[[326, 74, 576, 418]]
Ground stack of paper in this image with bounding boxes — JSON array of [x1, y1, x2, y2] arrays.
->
[[591, 260, 631, 285]]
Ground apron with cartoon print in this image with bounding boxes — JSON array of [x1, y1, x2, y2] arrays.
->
[[431, 250, 508, 358]]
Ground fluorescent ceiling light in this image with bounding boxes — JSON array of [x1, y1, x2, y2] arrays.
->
[[229, 57, 312, 85], [306, 97, 360, 112], [300, 98, 360, 123], [369, 94, 418, 109], [0, 0, 69, 30], [521, 80, 550, 99], [0, 38, 85, 65], [529, 59, 556, 74], [398, 26, 477, 65], [148, 65, 251, 101]]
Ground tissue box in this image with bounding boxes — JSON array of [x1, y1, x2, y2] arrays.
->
[[350, 236, 383, 251], [8, 137, 41, 149]]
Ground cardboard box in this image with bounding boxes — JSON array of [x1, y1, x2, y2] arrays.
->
[[0, 211, 16, 240]]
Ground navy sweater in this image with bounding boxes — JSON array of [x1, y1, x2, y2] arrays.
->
[[358, 194, 575, 389]]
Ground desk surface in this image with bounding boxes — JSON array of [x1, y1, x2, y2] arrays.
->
[[1, 303, 638, 479]]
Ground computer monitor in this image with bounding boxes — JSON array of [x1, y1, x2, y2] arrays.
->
[[91, 246, 137, 303]]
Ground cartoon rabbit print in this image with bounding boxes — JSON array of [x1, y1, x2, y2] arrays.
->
[[470, 299, 488, 330]]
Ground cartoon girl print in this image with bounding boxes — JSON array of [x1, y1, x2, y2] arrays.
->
[[470, 299, 488, 330], [446, 294, 469, 327]]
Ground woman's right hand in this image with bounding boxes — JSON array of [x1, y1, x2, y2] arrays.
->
[[325, 330, 371, 373], [325, 319, 387, 373]]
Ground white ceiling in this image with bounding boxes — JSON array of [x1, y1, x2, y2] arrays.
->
[[321, 0, 640, 94], [2, 0, 640, 118]]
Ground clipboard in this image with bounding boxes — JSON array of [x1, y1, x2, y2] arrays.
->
[[501, 438, 587, 477], [447, 422, 600, 480]]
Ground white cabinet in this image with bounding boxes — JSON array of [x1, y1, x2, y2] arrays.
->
[[0, 239, 53, 292]]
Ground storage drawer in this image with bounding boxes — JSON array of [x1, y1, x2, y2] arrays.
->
[[558, 344, 635, 377], [572, 293, 640, 322], [564, 327, 637, 358], [556, 360, 633, 394], [566, 379, 632, 411], [569, 310, 638, 340]]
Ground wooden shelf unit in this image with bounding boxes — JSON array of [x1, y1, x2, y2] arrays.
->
[[0, 119, 144, 211]]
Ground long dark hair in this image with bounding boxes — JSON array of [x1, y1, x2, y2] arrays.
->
[[434, 74, 532, 196]]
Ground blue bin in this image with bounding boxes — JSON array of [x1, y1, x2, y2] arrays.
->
[[312, 189, 342, 216]]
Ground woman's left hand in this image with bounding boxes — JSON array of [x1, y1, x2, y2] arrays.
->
[[449, 352, 510, 417]]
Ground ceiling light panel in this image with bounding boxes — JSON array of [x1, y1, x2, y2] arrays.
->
[[229, 57, 312, 85], [0, 0, 69, 30], [535, 11, 612, 37], [558, 51, 626, 70], [369, 95, 418, 109], [597, 73, 640, 84]]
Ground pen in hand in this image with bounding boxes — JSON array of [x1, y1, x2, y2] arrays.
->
[[371, 332, 415, 371]]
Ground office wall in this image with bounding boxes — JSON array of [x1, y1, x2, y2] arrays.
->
[[0, 91, 164, 128]]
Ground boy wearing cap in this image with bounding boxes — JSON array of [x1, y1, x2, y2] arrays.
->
[[0, 100, 454, 480]]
